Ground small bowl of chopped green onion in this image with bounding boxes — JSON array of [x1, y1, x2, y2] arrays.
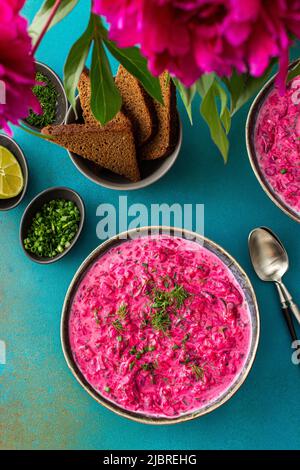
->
[[22, 61, 68, 132], [20, 187, 85, 264]]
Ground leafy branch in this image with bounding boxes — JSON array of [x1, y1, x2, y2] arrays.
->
[[172, 60, 289, 162], [63, 13, 163, 126], [30, 1, 294, 161], [29, 0, 79, 45]]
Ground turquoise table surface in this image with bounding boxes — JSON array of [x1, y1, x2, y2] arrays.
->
[[1, 2, 300, 450]]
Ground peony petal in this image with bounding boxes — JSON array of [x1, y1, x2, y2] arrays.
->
[[247, 24, 278, 76], [0, 1, 37, 134], [93, 0, 300, 90], [230, 0, 260, 21], [224, 21, 251, 46]]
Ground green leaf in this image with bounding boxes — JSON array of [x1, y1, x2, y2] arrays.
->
[[19, 124, 54, 141], [103, 39, 163, 104], [90, 15, 122, 125], [199, 80, 230, 162], [63, 16, 93, 114], [213, 58, 300, 119], [197, 74, 215, 98], [287, 60, 300, 82], [29, 0, 79, 44], [173, 78, 196, 124], [214, 81, 231, 134], [221, 106, 231, 135], [224, 61, 276, 115]]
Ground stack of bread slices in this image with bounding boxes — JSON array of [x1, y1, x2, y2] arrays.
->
[[42, 66, 179, 182]]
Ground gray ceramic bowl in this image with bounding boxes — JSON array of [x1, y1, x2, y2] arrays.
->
[[65, 96, 182, 190], [61, 226, 260, 425], [20, 186, 85, 264], [246, 61, 300, 223], [22, 61, 68, 132], [0, 134, 28, 211]]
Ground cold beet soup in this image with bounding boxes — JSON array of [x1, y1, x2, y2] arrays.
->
[[255, 77, 300, 215], [69, 235, 251, 418]]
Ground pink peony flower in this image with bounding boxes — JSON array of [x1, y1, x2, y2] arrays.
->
[[93, 0, 300, 87], [0, 0, 39, 134]]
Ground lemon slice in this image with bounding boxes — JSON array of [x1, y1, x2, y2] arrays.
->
[[0, 146, 24, 199]]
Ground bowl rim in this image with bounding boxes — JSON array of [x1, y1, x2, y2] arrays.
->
[[21, 60, 69, 133], [61, 225, 260, 425], [245, 60, 300, 224], [0, 134, 28, 211], [65, 96, 183, 191], [19, 186, 85, 264]]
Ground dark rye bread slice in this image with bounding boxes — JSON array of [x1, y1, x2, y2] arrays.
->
[[115, 65, 156, 146], [78, 68, 130, 128], [141, 72, 178, 160], [41, 123, 141, 182]]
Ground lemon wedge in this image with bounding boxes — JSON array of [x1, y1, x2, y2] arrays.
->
[[0, 145, 24, 199]]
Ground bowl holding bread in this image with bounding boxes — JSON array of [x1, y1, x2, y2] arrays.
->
[[41, 67, 182, 190]]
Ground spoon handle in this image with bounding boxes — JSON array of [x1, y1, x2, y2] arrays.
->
[[281, 305, 298, 343], [288, 301, 300, 326], [275, 284, 299, 346], [278, 281, 300, 325]]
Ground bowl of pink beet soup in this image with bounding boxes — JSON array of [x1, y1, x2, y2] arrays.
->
[[61, 226, 260, 424], [246, 61, 300, 223]]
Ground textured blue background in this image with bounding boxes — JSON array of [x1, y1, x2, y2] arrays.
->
[[0, 1, 299, 450]]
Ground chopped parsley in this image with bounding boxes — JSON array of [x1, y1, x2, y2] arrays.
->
[[171, 284, 190, 308], [141, 363, 153, 371], [141, 318, 150, 328], [26, 71, 58, 128], [130, 345, 155, 359], [151, 308, 171, 332], [117, 302, 128, 320], [182, 333, 190, 344], [112, 319, 123, 332], [191, 364, 204, 381], [104, 386, 111, 393], [280, 168, 287, 174], [141, 361, 157, 371], [218, 326, 227, 336], [149, 284, 190, 332], [93, 308, 100, 324], [181, 356, 191, 365]]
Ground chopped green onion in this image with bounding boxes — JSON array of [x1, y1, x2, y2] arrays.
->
[[23, 199, 80, 259]]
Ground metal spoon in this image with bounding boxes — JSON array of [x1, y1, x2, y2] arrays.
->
[[248, 227, 300, 344], [259, 227, 300, 316]]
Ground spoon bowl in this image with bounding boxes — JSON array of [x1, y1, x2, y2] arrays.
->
[[248, 228, 289, 282], [248, 227, 300, 325]]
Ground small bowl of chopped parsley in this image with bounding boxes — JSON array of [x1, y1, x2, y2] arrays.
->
[[20, 187, 85, 264], [22, 61, 68, 131]]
